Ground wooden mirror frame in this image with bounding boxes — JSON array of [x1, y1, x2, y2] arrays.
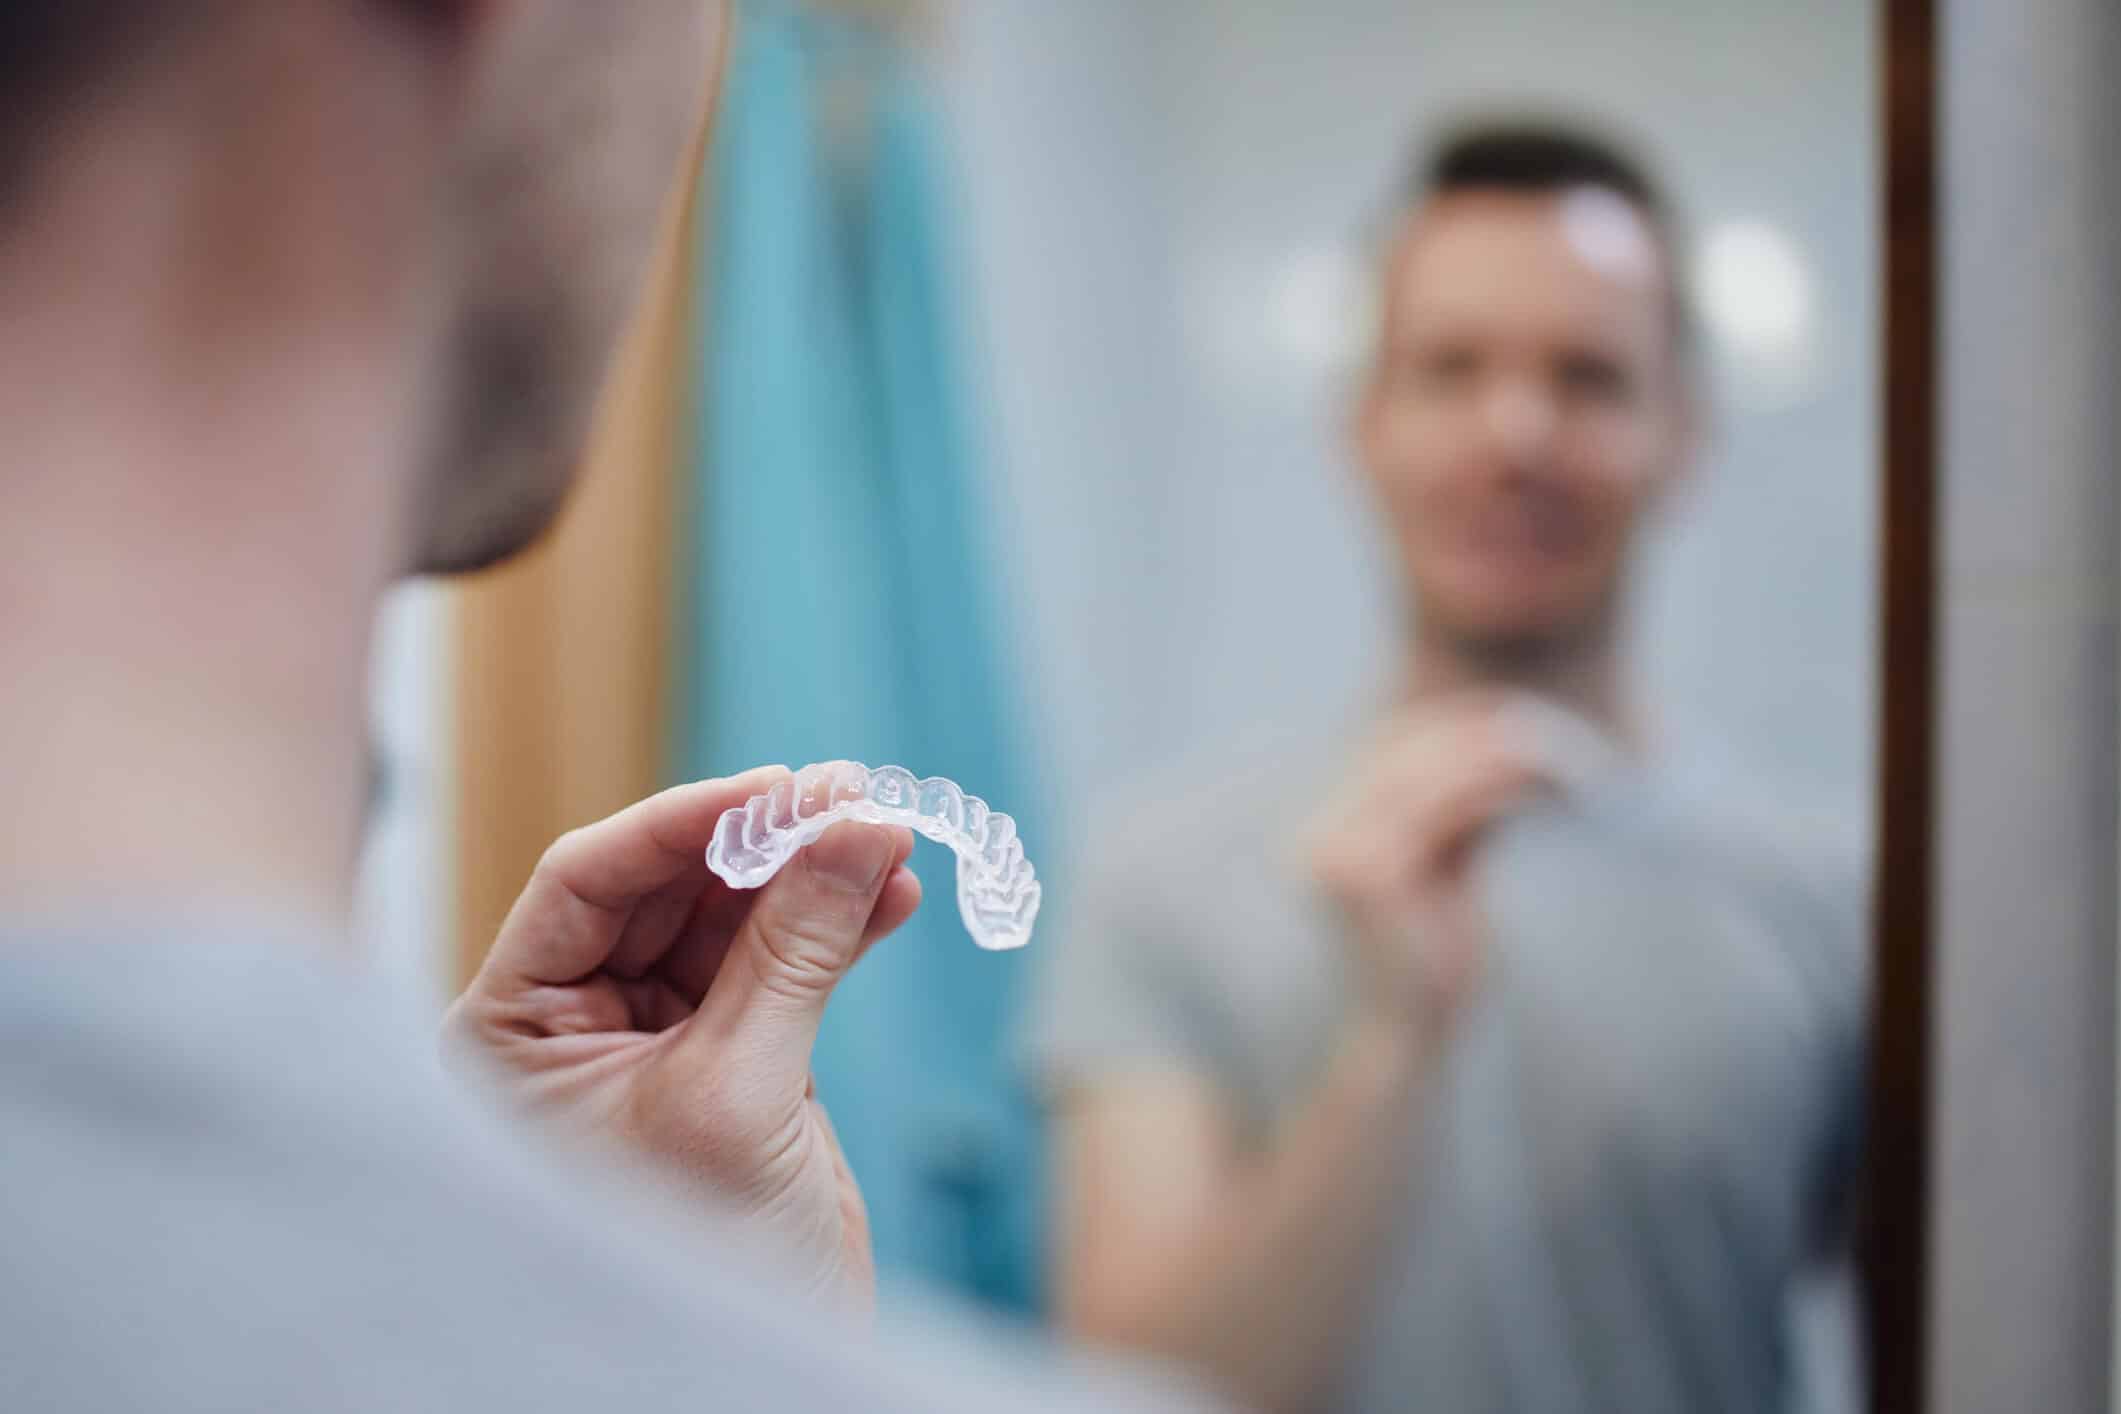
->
[[1866, 0, 1936, 1409]]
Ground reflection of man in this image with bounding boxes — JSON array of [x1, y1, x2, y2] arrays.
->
[[0, 5, 1191, 1412], [1028, 124, 1867, 1413]]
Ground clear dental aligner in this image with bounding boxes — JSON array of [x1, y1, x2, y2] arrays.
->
[[705, 762, 1040, 951]]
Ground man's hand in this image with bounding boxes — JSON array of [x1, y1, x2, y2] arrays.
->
[[1304, 696, 1555, 1054], [442, 764, 921, 1307]]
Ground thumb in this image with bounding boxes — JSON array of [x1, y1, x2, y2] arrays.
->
[[686, 821, 901, 1090]]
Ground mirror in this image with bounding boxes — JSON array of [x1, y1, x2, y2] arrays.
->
[[947, 2, 1879, 1410]]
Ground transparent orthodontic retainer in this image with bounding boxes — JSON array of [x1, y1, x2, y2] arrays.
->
[[705, 762, 1041, 951]]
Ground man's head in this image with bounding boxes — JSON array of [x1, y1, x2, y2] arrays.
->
[[0, 0, 720, 574], [1354, 120, 1697, 663]]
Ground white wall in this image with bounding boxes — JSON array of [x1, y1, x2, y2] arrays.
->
[[354, 583, 455, 1009], [1934, 1, 2120, 1406], [945, 0, 1877, 838], [941, 0, 1191, 802]]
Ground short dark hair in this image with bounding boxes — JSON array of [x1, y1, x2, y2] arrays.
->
[[1406, 118, 1692, 352], [0, 2, 171, 218]]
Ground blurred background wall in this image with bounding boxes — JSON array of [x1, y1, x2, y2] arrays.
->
[[358, 0, 1879, 1318]]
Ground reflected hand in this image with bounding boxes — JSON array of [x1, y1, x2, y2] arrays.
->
[[442, 765, 922, 1307], [1305, 696, 1554, 1053]]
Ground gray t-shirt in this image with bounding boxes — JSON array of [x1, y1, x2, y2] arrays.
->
[[1023, 738, 1868, 1414], [0, 921, 1212, 1414]]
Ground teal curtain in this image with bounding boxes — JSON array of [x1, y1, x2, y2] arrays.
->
[[673, 0, 1046, 1313]]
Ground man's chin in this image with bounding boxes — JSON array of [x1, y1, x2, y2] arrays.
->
[[408, 466, 580, 578], [1431, 602, 1604, 667]]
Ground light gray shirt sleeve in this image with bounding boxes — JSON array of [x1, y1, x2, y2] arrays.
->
[[1017, 817, 1212, 1100]]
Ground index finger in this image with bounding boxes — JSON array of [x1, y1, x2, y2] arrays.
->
[[482, 766, 790, 987]]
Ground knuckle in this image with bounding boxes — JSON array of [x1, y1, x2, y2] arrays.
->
[[750, 910, 854, 1000]]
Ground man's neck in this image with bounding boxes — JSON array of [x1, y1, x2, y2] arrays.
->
[[0, 114, 434, 929], [1402, 618, 1647, 755], [0, 386, 415, 928]]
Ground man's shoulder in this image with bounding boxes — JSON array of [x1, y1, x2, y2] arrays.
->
[[1493, 743, 1872, 1008], [1647, 748, 1873, 922], [0, 936, 1206, 1414]]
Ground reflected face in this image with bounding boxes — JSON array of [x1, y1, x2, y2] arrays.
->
[[414, 0, 718, 574], [1357, 189, 1690, 653]]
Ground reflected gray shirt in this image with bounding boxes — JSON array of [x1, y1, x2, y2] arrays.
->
[[1023, 739, 1868, 1414], [0, 926, 1210, 1414]]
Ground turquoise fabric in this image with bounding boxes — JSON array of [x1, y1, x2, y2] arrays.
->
[[673, 0, 1047, 1313]]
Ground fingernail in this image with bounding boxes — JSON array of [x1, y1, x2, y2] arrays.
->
[[806, 824, 894, 893]]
